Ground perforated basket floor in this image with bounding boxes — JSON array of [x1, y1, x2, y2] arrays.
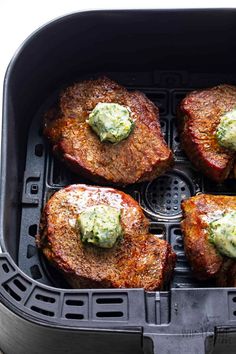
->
[[1, 71, 236, 327]]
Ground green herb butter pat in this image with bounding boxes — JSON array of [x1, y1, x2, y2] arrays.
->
[[216, 108, 236, 151], [78, 205, 123, 248], [209, 211, 236, 258], [88, 102, 134, 143]]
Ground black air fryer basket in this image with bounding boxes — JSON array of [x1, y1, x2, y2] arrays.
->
[[1, 10, 236, 354]]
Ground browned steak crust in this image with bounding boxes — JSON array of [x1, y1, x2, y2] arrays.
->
[[181, 194, 236, 285], [44, 77, 173, 185], [36, 185, 176, 290], [177, 85, 236, 182], [216, 259, 236, 287]]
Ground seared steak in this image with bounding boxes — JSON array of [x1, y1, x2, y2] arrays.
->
[[36, 184, 176, 290], [177, 85, 236, 182], [44, 77, 173, 185], [181, 194, 236, 286]]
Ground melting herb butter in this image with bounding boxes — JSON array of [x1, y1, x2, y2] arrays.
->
[[216, 108, 236, 151], [78, 205, 123, 248], [209, 210, 236, 258], [88, 102, 134, 143]]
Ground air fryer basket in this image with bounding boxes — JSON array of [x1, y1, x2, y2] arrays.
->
[[1, 10, 236, 354]]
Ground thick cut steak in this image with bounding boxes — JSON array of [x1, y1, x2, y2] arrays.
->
[[44, 77, 173, 185], [37, 184, 176, 290], [177, 85, 236, 182]]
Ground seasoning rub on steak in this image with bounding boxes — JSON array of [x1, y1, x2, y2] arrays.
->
[[36, 184, 176, 290], [44, 77, 173, 186], [177, 85, 236, 182]]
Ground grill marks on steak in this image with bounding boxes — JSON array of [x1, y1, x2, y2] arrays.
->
[[44, 77, 173, 185], [177, 85, 236, 182], [36, 185, 176, 290], [181, 194, 236, 286]]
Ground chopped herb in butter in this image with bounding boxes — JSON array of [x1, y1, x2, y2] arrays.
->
[[78, 205, 123, 248], [216, 108, 236, 151], [88, 102, 134, 144], [209, 210, 236, 258]]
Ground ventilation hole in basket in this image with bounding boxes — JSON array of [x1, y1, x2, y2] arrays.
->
[[30, 265, 42, 280], [65, 299, 84, 306], [146, 92, 167, 114], [155, 228, 164, 235], [65, 313, 84, 319], [174, 244, 183, 251], [30, 184, 38, 195], [234, 311, 236, 316], [233, 297, 236, 303], [176, 236, 183, 244], [96, 311, 123, 318], [31, 306, 54, 317], [27, 245, 37, 258], [174, 136, 180, 143], [144, 173, 192, 216], [160, 121, 165, 128], [178, 254, 187, 261], [174, 229, 182, 236], [3, 284, 21, 301], [149, 225, 164, 236], [52, 159, 63, 185], [35, 294, 56, 303], [35, 144, 43, 157], [96, 298, 123, 304], [2, 263, 10, 273], [28, 224, 37, 237], [13, 279, 27, 292]]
